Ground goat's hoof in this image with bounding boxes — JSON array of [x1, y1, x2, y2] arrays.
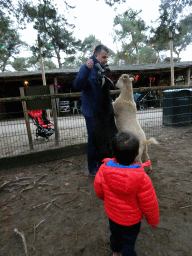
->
[[146, 166, 152, 173]]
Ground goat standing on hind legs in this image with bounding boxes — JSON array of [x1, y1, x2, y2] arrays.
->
[[113, 74, 158, 172]]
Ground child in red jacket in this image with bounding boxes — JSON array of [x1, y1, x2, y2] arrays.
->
[[94, 131, 159, 256]]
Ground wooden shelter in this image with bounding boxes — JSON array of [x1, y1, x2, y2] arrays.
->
[[0, 61, 191, 117], [0, 61, 191, 95]]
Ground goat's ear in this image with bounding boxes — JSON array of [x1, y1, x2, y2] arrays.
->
[[128, 74, 135, 82], [132, 76, 137, 84]]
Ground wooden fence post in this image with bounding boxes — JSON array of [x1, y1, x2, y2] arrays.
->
[[186, 68, 191, 86], [49, 85, 59, 146], [54, 77, 60, 115], [19, 87, 34, 151]]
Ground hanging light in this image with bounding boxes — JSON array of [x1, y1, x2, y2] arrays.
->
[[24, 81, 29, 86]]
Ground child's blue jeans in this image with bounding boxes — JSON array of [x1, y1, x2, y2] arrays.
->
[[109, 218, 141, 256]]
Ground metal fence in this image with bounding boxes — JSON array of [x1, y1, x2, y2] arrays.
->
[[0, 86, 191, 159]]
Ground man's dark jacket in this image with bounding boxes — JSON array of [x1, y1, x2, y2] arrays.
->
[[73, 55, 104, 117]]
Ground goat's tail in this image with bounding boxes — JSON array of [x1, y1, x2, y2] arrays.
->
[[143, 137, 159, 146]]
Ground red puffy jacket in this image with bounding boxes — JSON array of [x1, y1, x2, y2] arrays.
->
[[94, 158, 159, 226]]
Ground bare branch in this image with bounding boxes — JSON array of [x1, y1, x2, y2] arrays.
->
[[14, 228, 28, 256]]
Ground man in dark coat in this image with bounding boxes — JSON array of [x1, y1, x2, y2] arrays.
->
[[73, 44, 117, 176]]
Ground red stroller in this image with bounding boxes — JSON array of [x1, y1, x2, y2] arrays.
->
[[28, 110, 54, 141]]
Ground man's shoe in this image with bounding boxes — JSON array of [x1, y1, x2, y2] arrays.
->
[[89, 169, 98, 176]]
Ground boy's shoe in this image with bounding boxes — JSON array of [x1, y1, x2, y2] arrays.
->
[[112, 252, 122, 256]]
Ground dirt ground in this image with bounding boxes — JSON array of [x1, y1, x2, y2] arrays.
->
[[0, 127, 192, 256]]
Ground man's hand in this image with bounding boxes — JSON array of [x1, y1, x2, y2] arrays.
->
[[86, 59, 94, 69]]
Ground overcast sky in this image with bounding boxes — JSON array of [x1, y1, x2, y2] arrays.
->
[[20, 0, 192, 62], [69, 0, 161, 51]]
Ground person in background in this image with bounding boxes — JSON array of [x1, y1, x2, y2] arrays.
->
[[94, 131, 159, 256], [73, 44, 117, 176]]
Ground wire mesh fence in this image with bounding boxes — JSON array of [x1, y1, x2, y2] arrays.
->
[[0, 88, 191, 159], [0, 109, 87, 158]]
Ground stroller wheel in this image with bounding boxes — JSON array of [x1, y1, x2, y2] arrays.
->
[[45, 137, 49, 142], [34, 135, 38, 140], [139, 105, 145, 111]]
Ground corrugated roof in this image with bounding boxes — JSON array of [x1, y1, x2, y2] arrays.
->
[[0, 61, 191, 79], [0, 68, 79, 78], [110, 61, 192, 71]]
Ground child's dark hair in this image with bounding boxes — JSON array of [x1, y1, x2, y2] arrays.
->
[[111, 132, 140, 166]]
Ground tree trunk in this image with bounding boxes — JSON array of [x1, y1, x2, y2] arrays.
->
[[136, 51, 139, 65], [169, 31, 174, 86], [177, 53, 180, 62], [2, 61, 7, 72], [156, 52, 160, 63], [2, 57, 9, 72], [55, 48, 62, 69], [135, 45, 139, 65]]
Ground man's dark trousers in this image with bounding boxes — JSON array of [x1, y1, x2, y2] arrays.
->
[[85, 117, 98, 174], [109, 218, 141, 256]]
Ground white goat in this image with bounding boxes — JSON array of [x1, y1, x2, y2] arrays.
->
[[113, 74, 158, 171]]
